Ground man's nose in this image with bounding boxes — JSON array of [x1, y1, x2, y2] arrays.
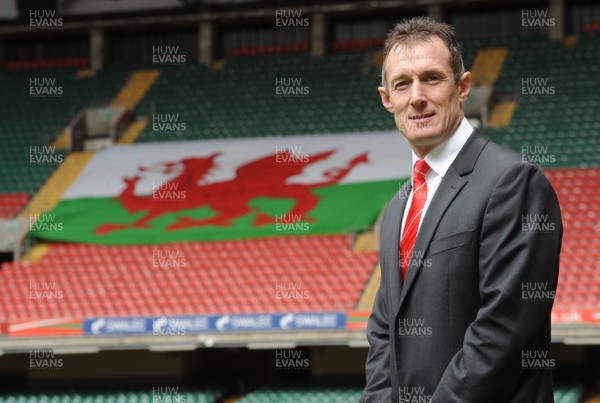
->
[[409, 80, 427, 108]]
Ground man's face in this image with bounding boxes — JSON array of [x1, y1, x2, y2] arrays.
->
[[378, 36, 471, 157]]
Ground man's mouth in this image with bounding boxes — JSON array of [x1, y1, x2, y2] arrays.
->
[[408, 112, 435, 121]]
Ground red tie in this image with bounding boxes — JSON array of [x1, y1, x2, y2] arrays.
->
[[400, 159, 430, 281]]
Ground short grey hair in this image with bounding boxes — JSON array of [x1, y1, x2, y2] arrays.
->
[[381, 16, 465, 89]]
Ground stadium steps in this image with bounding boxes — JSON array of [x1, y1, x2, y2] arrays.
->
[[50, 128, 69, 149], [210, 59, 225, 71], [369, 49, 384, 69], [20, 243, 51, 263], [18, 151, 94, 219], [487, 100, 517, 127], [50, 70, 153, 148], [110, 69, 161, 110], [117, 117, 148, 144], [352, 230, 377, 251], [562, 35, 578, 48], [352, 231, 381, 312], [355, 262, 381, 311], [76, 67, 95, 78], [470, 47, 508, 86]]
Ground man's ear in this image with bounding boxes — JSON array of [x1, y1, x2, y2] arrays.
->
[[458, 71, 472, 104], [378, 86, 394, 113]]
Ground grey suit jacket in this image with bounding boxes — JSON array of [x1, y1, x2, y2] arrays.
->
[[361, 130, 562, 403]]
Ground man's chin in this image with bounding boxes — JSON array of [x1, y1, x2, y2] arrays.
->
[[402, 130, 440, 143], [400, 131, 449, 154]]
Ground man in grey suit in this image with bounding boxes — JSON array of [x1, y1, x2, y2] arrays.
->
[[361, 17, 562, 402]]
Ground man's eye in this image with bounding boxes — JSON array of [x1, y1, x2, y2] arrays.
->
[[425, 75, 440, 82], [394, 81, 409, 90]]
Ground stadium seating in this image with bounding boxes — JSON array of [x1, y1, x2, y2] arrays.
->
[[236, 384, 583, 402], [0, 389, 222, 403], [546, 168, 600, 309], [0, 384, 583, 402], [488, 34, 600, 168], [238, 386, 363, 402], [554, 385, 584, 403], [0, 66, 130, 198], [133, 52, 392, 141], [0, 235, 377, 322], [0, 193, 29, 219]]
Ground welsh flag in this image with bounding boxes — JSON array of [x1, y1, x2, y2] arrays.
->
[[30, 132, 412, 244]]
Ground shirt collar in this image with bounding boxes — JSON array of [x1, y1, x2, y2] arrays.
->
[[411, 117, 474, 179]]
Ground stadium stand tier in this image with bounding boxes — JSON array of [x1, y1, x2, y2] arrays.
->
[[0, 235, 376, 322], [0, 384, 582, 403]]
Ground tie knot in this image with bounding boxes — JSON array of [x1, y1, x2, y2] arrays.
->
[[413, 159, 430, 184]]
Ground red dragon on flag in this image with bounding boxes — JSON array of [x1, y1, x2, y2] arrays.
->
[[96, 150, 368, 235]]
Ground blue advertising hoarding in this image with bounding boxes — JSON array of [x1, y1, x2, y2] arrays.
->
[[83, 312, 346, 335]]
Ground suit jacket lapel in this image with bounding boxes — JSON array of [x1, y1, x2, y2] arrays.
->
[[396, 130, 489, 314], [382, 179, 410, 313]]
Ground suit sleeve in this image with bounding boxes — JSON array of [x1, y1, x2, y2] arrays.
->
[[361, 282, 393, 402], [432, 161, 562, 402]]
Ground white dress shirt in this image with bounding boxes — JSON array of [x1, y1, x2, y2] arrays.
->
[[400, 117, 475, 235]]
